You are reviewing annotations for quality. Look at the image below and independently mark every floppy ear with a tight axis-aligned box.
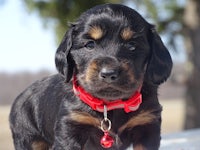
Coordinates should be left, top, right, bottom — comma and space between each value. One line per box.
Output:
146, 28, 173, 85
55, 25, 75, 82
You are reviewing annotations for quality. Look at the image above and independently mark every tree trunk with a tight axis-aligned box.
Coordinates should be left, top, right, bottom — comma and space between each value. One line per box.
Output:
184, 0, 200, 129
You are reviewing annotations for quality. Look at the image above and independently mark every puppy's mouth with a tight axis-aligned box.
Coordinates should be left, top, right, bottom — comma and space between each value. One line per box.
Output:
78, 77, 140, 101
95, 87, 134, 100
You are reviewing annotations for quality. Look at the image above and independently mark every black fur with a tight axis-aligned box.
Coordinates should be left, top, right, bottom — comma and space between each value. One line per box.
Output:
10, 4, 172, 150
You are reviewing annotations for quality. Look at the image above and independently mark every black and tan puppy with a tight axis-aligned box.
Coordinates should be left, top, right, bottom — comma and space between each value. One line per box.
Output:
9, 4, 172, 150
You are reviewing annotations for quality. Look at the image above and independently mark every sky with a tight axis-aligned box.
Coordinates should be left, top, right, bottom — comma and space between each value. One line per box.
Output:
0, 0, 56, 73
0, 0, 186, 73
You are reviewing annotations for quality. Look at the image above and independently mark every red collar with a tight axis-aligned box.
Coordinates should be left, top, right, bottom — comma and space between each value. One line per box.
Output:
73, 77, 142, 113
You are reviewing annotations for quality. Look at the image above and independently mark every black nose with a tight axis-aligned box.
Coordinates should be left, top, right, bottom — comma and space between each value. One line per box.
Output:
100, 68, 119, 83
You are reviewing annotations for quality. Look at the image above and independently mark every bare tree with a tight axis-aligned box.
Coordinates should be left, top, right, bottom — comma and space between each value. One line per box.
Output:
183, 0, 200, 129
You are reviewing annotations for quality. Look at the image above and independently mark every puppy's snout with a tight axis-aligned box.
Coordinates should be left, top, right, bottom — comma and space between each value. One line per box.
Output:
100, 67, 119, 83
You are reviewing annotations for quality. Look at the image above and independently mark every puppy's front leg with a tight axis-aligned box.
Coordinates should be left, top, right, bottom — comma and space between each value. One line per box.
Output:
53, 119, 89, 150
132, 123, 161, 150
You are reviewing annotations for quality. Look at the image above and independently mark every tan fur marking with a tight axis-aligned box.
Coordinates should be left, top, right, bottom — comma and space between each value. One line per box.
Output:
118, 110, 157, 133
134, 144, 146, 150
32, 141, 49, 150
69, 111, 100, 127
122, 62, 135, 83
127, 68, 135, 83
85, 60, 98, 83
121, 27, 134, 40
88, 26, 103, 40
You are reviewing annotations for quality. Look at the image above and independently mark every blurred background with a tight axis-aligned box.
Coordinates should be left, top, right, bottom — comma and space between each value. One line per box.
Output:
0, 0, 200, 149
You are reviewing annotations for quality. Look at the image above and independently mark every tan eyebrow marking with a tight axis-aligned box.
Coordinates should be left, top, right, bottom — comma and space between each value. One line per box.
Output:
121, 27, 134, 40
88, 26, 103, 40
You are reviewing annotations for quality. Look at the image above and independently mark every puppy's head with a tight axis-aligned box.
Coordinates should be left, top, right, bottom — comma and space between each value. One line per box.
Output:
55, 4, 172, 100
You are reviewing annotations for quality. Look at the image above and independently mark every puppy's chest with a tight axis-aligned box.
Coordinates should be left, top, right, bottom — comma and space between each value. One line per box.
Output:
69, 108, 158, 149
69, 108, 157, 133
107, 110, 131, 132
91, 111, 134, 148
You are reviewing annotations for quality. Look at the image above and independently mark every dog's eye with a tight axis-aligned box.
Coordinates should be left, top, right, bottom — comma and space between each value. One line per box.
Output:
85, 41, 95, 50
126, 42, 136, 51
